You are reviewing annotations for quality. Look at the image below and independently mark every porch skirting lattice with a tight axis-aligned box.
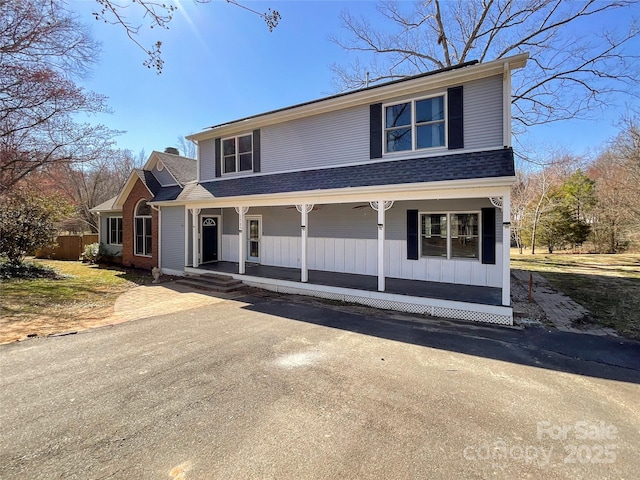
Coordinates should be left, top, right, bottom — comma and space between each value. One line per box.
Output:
184, 266, 513, 326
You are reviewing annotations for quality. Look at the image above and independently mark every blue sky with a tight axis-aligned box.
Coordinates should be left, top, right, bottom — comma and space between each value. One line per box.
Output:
72, 0, 638, 160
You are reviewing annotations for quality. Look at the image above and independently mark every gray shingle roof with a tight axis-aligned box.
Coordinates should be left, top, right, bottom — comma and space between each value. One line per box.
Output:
136, 169, 162, 196
153, 151, 197, 186
189, 148, 514, 200
152, 185, 184, 202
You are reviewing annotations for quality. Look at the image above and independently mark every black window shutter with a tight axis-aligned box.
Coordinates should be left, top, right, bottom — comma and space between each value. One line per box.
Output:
447, 86, 464, 150
214, 138, 221, 178
370, 103, 383, 159
407, 209, 419, 260
482, 207, 496, 265
252, 129, 261, 173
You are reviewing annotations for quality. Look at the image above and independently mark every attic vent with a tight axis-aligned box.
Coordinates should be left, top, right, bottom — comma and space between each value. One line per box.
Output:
164, 147, 179, 155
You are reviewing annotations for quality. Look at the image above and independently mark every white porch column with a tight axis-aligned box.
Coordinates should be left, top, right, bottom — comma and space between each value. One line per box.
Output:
377, 199, 385, 292
371, 200, 393, 292
296, 204, 313, 283
235, 207, 249, 274
502, 190, 512, 306
190, 208, 200, 268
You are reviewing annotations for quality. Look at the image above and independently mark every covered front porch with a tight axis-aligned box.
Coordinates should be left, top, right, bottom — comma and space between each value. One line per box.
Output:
185, 261, 512, 325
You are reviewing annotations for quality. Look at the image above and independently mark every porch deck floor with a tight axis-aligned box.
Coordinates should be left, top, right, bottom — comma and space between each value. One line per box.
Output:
195, 261, 503, 306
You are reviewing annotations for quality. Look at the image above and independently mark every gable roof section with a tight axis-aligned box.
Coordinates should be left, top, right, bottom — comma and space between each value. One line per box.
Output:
177, 148, 514, 202
111, 169, 157, 208
148, 151, 197, 186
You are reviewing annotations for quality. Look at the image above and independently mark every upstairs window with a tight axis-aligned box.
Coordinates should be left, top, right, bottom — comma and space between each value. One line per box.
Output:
385, 95, 445, 153
107, 217, 122, 245
222, 133, 253, 174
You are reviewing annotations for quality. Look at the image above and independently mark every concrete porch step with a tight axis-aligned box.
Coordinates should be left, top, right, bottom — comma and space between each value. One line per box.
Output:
176, 273, 244, 293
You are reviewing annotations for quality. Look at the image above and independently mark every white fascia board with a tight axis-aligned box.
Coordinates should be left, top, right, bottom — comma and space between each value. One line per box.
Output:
113, 170, 153, 208
89, 207, 123, 214
188, 53, 529, 142
142, 151, 159, 171
152, 176, 515, 209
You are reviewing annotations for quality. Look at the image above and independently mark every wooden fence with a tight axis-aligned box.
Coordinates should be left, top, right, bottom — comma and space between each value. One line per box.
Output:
36, 234, 99, 261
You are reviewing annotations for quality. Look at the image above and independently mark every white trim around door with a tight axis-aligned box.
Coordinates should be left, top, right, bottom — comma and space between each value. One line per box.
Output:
200, 215, 222, 264
246, 215, 261, 263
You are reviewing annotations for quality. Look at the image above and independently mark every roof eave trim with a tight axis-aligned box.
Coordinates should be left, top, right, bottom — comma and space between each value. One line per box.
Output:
113, 170, 154, 208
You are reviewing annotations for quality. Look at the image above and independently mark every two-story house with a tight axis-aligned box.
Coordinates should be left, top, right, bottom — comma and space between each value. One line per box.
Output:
150, 53, 528, 325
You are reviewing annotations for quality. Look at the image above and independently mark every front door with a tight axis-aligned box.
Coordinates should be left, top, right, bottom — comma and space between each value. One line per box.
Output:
201, 216, 218, 263
246, 216, 260, 263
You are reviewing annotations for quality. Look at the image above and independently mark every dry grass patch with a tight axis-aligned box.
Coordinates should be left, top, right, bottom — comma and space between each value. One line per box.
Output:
511, 251, 640, 339
0, 259, 152, 344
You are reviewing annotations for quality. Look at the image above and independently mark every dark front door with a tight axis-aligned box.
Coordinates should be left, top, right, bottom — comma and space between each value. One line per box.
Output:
202, 217, 218, 263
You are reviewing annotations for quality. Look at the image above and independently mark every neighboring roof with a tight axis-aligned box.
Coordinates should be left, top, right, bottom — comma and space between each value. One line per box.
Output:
89, 195, 120, 213
150, 151, 197, 186
187, 53, 528, 142
177, 148, 514, 202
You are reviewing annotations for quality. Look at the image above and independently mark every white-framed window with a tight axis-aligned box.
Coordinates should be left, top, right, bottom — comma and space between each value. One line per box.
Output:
421, 211, 479, 259
384, 94, 446, 153
134, 200, 152, 257
107, 217, 123, 245
222, 133, 253, 174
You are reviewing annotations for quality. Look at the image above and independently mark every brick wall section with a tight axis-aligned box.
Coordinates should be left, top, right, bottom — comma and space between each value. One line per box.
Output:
122, 178, 158, 270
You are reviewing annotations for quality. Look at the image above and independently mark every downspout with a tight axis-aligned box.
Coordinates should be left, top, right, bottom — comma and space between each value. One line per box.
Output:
95, 212, 101, 242
151, 204, 161, 270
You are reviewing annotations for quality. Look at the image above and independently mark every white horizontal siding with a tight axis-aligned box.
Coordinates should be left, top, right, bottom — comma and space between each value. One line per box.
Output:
261, 104, 370, 173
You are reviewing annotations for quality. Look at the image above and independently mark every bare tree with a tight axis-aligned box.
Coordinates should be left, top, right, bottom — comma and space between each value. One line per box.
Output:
0, 0, 118, 193
176, 136, 197, 159
522, 154, 577, 253
511, 169, 535, 253
588, 117, 640, 250
93, 0, 281, 73
331, 0, 639, 132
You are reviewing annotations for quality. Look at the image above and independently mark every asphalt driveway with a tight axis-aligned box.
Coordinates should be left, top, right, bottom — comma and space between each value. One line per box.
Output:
1, 291, 639, 479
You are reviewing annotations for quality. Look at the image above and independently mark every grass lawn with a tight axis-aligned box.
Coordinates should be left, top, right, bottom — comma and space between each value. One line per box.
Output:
511, 250, 640, 339
0, 259, 152, 344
